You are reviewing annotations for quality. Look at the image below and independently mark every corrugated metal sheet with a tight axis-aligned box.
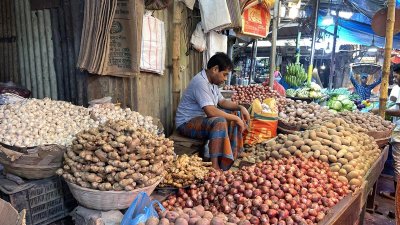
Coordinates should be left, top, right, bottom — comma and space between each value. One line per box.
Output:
1, 0, 203, 135
0, 0, 19, 84
12, 0, 57, 99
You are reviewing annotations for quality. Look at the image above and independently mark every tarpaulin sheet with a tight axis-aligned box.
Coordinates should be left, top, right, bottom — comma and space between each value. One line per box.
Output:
346, 0, 400, 18
318, 14, 400, 49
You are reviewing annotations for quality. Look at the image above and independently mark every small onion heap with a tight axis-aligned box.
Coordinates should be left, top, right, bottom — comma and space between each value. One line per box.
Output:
246, 118, 380, 190
224, 84, 286, 111
160, 154, 212, 188
56, 120, 174, 191
279, 99, 334, 129
163, 156, 350, 224
338, 111, 394, 133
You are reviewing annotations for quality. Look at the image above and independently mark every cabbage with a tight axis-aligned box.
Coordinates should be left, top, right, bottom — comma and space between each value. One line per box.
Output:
310, 82, 321, 91
331, 101, 343, 110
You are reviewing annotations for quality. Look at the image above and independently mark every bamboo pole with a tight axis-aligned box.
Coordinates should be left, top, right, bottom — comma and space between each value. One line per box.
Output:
308, 0, 320, 84
269, 0, 280, 88
172, 1, 182, 124
378, 0, 396, 118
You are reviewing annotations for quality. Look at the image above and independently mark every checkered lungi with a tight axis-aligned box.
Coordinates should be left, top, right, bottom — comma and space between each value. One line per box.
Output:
177, 116, 243, 170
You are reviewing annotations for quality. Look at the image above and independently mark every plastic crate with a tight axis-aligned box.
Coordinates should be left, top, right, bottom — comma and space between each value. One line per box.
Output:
0, 176, 76, 225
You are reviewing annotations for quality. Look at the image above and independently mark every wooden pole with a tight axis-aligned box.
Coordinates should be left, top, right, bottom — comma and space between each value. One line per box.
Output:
172, 1, 182, 125
378, 0, 396, 118
329, 8, 339, 91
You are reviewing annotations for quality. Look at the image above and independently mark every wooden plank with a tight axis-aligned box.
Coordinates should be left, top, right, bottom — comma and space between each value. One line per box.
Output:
318, 147, 389, 225
37, 10, 51, 98
50, 8, 64, 100
14, 0, 26, 87
44, 10, 57, 99
62, 0, 77, 103
30, 9, 44, 99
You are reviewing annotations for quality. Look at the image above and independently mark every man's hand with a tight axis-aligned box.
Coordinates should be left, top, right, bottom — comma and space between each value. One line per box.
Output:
239, 105, 250, 122
235, 117, 246, 133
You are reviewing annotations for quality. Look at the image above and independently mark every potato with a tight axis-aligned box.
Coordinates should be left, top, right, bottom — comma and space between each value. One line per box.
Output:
145, 217, 159, 225
294, 150, 303, 157
159, 218, 170, 225
336, 150, 347, 158
347, 170, 360, 180
288, 146, 297, 153
311, 145, 323, 151
305, 152, 314, 158
293, 140, 305, 148
203, 211, 213, 220
271, 151, 280, 159
316, 131, 331, 140
328, 155, 338, 163
300, 145, 311, 153
330, 165, 340, 172
319, 155, 328, 162
284, 141, 294, 148
338, 158, 349, 165
349, 178, 362, 186
210, 217, 225, 225
166, 211, 180, 222
193, 206, 205, 217
338, 176, 348, 184
195, 218, 211, 225
175, 218, 189, 225
342, 164, 355, 173
313, 150, 321, 158
189, 217, 201, 225
344, 153, 354, 161
339, 169, 347, 176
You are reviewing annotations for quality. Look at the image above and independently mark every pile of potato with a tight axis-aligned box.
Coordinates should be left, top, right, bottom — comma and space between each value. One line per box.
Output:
245, 118, 381, 189
56, 120, 174, 191
279, 99, 335, 129
143, 205, 242, 225
160, 154, 212, 188
338, 111, 394, 133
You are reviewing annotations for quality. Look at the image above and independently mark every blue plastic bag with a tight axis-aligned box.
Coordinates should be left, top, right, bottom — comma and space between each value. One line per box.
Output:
120, 192, 166, 225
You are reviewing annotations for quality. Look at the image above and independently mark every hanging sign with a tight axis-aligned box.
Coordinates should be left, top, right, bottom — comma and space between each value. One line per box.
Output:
241, 4, 271, 38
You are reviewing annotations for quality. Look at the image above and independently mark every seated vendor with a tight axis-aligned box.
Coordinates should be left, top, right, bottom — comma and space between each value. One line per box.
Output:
350, 66, 382, 100
175, 53, 250, 170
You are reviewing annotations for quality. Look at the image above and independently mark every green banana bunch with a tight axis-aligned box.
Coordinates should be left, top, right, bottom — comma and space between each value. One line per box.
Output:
284, 63, 307, 87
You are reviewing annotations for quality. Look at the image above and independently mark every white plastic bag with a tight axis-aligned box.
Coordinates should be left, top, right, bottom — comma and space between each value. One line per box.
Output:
140, 13, 166, 75
190, 22, 207, 52
199, 0, 231, 33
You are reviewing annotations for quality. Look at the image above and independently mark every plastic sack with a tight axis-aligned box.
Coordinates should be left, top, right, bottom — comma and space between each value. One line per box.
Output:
244, 98, 278, 145
140, 13, 166, 75
120, 192, 165, 225
190, 22, 207, 52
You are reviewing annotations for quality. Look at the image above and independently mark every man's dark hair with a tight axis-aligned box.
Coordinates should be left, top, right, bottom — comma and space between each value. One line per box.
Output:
207, 52, 234, 71
393, 64, 400, 73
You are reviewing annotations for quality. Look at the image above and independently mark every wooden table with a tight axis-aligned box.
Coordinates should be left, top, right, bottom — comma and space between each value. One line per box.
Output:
319, 146, 389, 225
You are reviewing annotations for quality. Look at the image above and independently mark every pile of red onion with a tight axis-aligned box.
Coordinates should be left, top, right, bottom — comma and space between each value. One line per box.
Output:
163, 157, 350, 225
224, 84, 287, 112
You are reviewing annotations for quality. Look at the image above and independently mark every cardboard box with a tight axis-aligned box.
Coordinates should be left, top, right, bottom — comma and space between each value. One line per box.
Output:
0, 198, 26, 225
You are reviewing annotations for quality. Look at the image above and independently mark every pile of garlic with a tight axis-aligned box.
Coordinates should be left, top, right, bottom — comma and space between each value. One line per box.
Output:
0, 99, 160, 147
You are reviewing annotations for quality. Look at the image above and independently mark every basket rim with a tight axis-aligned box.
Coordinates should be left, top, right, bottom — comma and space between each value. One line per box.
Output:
65, 177, 163, 194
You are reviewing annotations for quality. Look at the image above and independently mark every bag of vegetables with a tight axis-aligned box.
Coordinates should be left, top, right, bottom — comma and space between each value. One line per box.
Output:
244, 98, 278, 145
121, 192, 165, 225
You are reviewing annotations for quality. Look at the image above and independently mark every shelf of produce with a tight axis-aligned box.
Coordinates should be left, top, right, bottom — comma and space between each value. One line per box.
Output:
318, 146, 388, 225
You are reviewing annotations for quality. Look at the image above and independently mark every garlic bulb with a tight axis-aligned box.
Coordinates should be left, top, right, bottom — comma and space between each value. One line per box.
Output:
0, 99, 160, 147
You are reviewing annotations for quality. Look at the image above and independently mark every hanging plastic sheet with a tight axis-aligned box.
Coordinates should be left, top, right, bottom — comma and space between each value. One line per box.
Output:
199, 0, 231, 33
346, 0, 400, 18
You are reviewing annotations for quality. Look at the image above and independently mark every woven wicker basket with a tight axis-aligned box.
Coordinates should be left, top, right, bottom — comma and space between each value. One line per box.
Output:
66, 178, 162, 210
366, 128, 394, 140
